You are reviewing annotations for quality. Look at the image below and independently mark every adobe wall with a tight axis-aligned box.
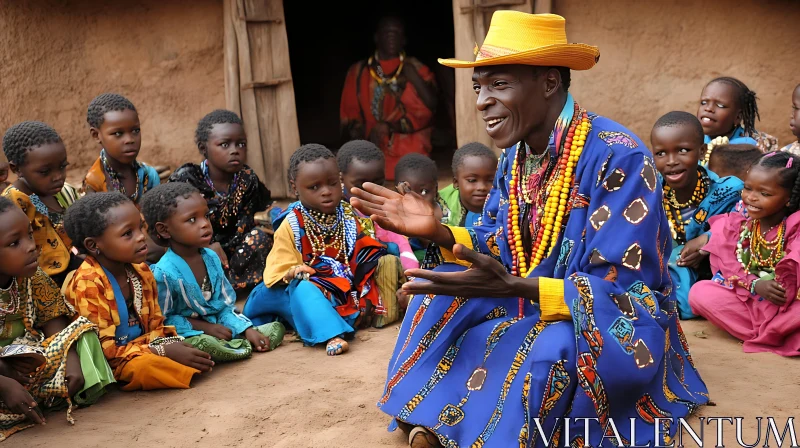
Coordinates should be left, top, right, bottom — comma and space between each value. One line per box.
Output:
0, 0, 225, 181
557, 0, 798, 147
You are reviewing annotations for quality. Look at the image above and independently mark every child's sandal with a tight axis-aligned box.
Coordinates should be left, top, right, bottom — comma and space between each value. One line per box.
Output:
325, 337, 349, 356
408, 426, 441, 448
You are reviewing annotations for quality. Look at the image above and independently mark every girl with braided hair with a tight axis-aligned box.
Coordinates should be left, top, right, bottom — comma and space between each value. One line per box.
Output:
2, 121, 81, 286
697, 76, 779, 152
690, 151, 800, 356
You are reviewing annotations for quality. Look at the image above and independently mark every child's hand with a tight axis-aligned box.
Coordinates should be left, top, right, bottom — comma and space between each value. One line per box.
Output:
205, 324, 234, 341
0, 359, 35, 385
0, 375, 45, 425
678, 234, 710, 268
164, 342, 214, 372
283, 265, 316, 283
244, 327, 270, 352
754, 279, 787, 305
396, 288, 410, 311
65, 349, 85, 397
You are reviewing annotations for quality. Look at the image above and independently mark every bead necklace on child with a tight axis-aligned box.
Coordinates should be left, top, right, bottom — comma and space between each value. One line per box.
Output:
663, 168, 709, 245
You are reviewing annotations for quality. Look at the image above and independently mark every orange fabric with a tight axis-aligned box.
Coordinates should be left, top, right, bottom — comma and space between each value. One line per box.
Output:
118, 354, 198, 391
340, 57, 435, 180
64, 257, 178, 377
2, 186, 71, 276
83, 158, 108, 193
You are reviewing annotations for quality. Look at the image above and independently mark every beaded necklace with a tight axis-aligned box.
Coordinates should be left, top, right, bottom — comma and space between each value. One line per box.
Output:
201, 160, 243, 228
507, 102, 590, 278
124, 266, 144, 327
702, 136, 729, 166
101, 149, 140, 201
299, 203, 350, 264
368, 51, 405, 86
736, 219, 786, 273
663, 168, 709, 244
0, 278, 21, 330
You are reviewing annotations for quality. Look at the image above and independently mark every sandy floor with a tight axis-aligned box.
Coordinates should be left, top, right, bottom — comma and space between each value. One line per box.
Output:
10, 318, 800, 448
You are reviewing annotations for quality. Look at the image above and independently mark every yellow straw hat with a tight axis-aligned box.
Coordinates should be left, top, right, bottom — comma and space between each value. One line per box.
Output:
439, 11, 599, 70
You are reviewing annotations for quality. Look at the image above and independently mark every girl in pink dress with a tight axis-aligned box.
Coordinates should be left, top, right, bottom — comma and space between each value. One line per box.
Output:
690, 151, 800, 356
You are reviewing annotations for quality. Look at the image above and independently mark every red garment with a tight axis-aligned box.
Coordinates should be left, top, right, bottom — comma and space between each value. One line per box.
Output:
689, 212, 800, 356
340, 56, 436, 180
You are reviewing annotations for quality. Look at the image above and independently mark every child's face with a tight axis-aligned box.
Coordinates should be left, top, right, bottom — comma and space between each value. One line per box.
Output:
156, 192, 213, 249
204, 123, 247, 174
0, 161, 9, 184
651, 125, 702, 191
0, 207, 39, 279
12, 142, 68, 196
396, 172, 438, 207
790, 86, 800, 140
454, 155, 495, 213
89, 202, 148, 264
91, 109, 142, 165
341, 158, 385, 199
292, 158, 342, 215
697, 81, 739, 138
741, 165, 790, 222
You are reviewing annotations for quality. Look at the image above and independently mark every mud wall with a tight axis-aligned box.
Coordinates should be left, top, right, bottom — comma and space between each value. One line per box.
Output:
0, 0, 225, 181
557, 0, 798, 146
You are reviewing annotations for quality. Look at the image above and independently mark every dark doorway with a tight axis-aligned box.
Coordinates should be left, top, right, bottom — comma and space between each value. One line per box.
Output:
284, 0, 457, 169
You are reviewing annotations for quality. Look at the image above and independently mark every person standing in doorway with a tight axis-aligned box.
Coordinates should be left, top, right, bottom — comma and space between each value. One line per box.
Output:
340, 16, 438, 181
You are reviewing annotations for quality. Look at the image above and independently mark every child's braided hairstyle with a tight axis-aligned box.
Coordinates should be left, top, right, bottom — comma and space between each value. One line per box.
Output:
706, 77, 760, 137
288, 144, 335, 183
753, 151, 800, 213
141, 182, 202, 246
87, 93, 137, 129
64, 192, 133, 254
2, 121, 62, 167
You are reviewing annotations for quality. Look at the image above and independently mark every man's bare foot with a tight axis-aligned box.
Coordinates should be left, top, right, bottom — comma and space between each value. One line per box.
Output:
326, 337, 349, 356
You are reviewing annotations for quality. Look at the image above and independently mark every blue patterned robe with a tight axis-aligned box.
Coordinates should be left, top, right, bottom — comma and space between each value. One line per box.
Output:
378, 98, 708, 447
666, 167, 742, 319
152, 248, 253, 338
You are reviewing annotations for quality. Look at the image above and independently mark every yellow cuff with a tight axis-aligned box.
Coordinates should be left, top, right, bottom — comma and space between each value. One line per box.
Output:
440, 225, 474, 267
539, 278, 571, 321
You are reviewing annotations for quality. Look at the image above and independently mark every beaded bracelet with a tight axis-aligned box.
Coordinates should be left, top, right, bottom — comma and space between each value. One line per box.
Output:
749, 278, 760, 296
149, 344, 166, 357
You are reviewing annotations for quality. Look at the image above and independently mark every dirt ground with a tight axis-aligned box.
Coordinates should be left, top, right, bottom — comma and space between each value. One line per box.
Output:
9, 317, 800, 448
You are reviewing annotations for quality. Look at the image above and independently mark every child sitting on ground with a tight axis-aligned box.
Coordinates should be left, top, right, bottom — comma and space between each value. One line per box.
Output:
63, 192, 214, 390
697, 77, 778, 152
782, 83, 800, 155
338, 139, 415, 327
438, 142, 497, 228
690, 151, 800, 356
2, 121, 81, 286
707, 144, 762, 181
244, 144, 386, 356
83, 93, 160, 199
169, 110, 273, 292
142, 183, 284, 362
0, 197, 113, 441
651, 111, 743, 319
393, 153, 443, 262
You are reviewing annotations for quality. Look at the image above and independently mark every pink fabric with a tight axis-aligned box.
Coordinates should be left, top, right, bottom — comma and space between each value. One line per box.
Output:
690, 211, 800, 356
375, 224, 419, 271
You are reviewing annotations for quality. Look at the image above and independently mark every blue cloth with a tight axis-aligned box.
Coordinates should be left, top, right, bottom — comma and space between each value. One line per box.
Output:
244, 280, 356, 345
152, 248, 253, 338
703, 126, 757, 146
666, 167, 743, 319
101, 266, 143, 346
378, 97, 708, 446
464, 211, 481, 228
141, 163, 160, 190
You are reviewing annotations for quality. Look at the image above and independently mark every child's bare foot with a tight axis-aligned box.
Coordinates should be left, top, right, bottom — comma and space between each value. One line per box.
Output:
325, 337, 349, 356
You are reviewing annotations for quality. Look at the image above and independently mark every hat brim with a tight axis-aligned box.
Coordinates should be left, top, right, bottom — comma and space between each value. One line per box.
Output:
438, 43, 599, 71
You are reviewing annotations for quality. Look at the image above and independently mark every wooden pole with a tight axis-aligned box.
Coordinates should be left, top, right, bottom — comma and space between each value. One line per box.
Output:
223, 0, 241, 117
